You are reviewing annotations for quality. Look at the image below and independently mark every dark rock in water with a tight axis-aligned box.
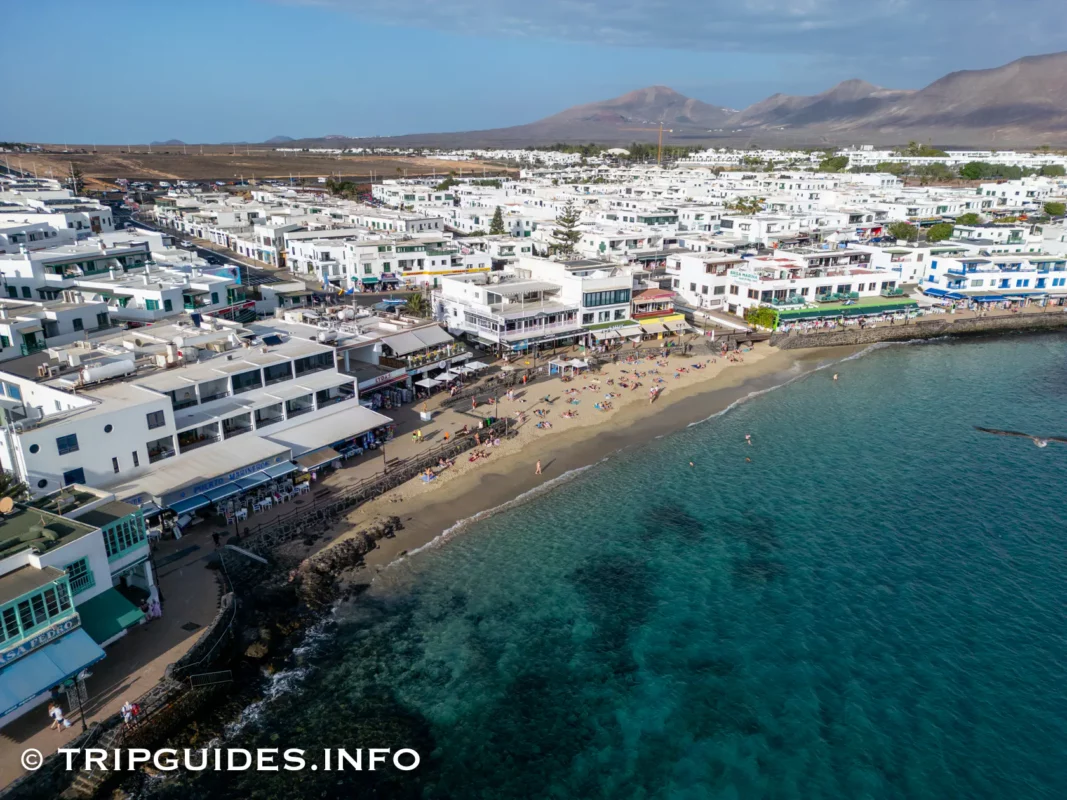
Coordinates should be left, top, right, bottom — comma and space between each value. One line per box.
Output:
642, 504, 707, 542
293, 516, 403, 607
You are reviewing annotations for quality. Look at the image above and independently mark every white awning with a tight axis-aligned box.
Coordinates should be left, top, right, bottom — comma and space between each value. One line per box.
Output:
591, 329, 619, 340
615, 325, 644, 338
415, 378, 440, 388
641, 323, 668, 334
665, 320, 692, 332
263, 403, 393, 455
464, 359, 489, 371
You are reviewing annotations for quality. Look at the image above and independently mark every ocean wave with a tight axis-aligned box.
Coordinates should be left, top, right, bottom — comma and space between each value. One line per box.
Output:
385, 459, 612, 568
223, 665, 312, 739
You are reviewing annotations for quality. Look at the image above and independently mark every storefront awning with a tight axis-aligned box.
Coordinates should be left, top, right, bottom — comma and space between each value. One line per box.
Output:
615, 325, 644, 338
236, 473, 270, 491
296, 447, 341, 470
204, 484, 242, 502
0, 629, 106, 719
260, 462, 298, 480
415, 378, 441, 388
169, 495, 210, 514
76, 588, 146, 645
641, 323, 668, 334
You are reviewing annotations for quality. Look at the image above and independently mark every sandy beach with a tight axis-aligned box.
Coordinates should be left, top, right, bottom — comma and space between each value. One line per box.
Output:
301, 341, 863, 577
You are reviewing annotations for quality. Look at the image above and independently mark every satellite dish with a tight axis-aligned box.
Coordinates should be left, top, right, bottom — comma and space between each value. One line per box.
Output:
0, 497, 14, 514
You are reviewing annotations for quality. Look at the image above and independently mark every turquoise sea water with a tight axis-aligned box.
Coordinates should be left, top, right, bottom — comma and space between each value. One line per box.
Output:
161, 335, 1067, 799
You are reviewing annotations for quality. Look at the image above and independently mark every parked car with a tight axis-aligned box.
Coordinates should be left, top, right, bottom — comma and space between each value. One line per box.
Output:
180, 240, 194, 248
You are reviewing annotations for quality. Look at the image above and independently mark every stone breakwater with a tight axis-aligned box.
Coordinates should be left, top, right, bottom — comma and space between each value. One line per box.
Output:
770, 311, 1067, 349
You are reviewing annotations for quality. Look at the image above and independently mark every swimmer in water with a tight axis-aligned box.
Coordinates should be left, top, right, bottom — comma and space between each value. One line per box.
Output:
745, 457, 751, 463
745, 434, 752, 445
689, 461, 695, 468
833, 373, 838, 381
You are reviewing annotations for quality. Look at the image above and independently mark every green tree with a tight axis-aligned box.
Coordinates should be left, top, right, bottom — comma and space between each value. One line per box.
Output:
403, 292, 428, 316
744, 306, 779, 331
0, 470, 28, 502
926, 222, 955, 242
818, 155, 850, 172
1044, 201, 1066, 218
68, 163, 85, 194
435, 176, 459, 191
550, 200, 583, 257
888, 221, 917, 241
895, 142, 948, 158
955, 212, 982, 225
1039, 165, 1066, 177
725, 196, 763, 215
489, 206, 506, 235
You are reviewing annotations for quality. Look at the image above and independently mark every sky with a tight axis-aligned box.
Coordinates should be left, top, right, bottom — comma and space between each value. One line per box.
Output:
3, 0, 1065, 143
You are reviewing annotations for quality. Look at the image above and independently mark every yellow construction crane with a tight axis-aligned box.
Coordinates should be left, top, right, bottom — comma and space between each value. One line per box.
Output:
619, 123, 674, 165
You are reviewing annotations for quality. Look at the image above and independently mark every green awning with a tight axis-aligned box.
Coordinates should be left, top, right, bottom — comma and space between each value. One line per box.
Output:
77, 587, 146, 645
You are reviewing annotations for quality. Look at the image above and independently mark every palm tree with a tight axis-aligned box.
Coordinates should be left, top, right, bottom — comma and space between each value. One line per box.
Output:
0, 470, 28, 502
404, 292, 428, 316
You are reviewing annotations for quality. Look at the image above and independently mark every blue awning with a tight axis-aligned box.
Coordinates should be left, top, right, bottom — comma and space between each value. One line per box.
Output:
260, 462, 298, 480
0, 628, 106, 719
923, 288, 965, 300
235, 473, 270, 490
169, 495, 210, 514
204, 484, 241, 502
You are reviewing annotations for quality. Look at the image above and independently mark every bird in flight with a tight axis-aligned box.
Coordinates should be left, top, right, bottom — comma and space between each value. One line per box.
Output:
974, 427, 1067, 448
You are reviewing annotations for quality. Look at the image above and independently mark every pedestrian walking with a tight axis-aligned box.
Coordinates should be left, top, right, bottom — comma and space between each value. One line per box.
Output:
535, 460, 542, 475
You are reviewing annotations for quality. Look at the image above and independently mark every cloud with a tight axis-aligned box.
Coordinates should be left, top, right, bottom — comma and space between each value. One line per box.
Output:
274, 0, 1067, 64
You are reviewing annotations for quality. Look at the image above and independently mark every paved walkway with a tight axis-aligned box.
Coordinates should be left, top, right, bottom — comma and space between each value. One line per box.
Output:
0, 538, 221, 789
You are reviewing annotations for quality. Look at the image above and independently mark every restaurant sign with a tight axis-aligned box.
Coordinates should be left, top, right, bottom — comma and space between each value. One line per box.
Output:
1, 616, 79, 666
357, 367, 408, 391
189, 457, 279, 496
727, 268, 760, 285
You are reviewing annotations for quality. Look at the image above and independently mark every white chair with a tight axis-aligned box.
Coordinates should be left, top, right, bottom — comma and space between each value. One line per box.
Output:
261, 497, 273, 510
235, 508, 248, 522
251, 502, 263, 514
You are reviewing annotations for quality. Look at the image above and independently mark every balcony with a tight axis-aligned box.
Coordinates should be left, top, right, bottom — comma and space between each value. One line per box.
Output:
146, 435, 176, 464
177, 423, 221, 454
20, 340, 47, 356
223, 413, 253, 440
285, 395, 313, 419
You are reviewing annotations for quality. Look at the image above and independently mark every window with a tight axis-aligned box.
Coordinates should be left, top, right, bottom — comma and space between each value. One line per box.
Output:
21, 287, 31, 299
63, 467, 85, 486
232, 369, 264, 394
56, 434, 79, 455
714, 286, 726, 296
614, 309, 626, 320
104, 424, 113, 433
64, 557, 94, 595
146, 410, 166, 429
211, 292, 219, 304
728, 285, 739, 296
132, 450, 139, 467
689, 283, 697, 292
103, 514, 147, 560
112, 457, 120, 473
6, 286, 15, 299
145, 299, 159, 311
163, 299, 173, 312
582, 289, 631, 308
72, 319, 84, 331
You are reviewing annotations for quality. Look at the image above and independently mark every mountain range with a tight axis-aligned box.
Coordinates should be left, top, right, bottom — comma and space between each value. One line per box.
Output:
282, 51, 1067, 149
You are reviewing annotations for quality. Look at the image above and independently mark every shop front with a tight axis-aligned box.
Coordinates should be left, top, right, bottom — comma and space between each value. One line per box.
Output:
357, 367, 412, 412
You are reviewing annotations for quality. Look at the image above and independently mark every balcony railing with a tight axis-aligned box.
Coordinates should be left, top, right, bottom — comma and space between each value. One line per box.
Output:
20, 340, 46, 356
177, 435, 220, 453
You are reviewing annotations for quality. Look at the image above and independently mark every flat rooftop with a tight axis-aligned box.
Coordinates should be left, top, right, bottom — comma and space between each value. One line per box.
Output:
0, 505, 99, 561
0, 565, 66, 607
